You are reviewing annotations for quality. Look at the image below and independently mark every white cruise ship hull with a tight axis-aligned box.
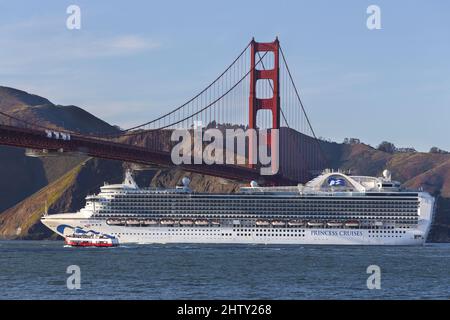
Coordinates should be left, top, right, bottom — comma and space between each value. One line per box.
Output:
41, 218, 430, 246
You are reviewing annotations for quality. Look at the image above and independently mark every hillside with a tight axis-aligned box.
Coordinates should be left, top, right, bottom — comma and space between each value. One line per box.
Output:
320, 142, 450, 197
0, 86, 118, 134
0, 161, 86, 239
0, 86, 119, 212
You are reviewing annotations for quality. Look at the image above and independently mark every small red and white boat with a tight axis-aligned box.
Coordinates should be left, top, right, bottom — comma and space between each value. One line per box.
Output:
64, 234, 119, 247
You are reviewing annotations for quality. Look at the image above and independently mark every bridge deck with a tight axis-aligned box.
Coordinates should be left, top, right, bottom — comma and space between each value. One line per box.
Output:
0, 124, 294, 185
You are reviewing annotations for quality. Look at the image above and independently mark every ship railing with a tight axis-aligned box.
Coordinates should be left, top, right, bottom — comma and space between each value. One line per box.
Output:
299, 191, 367, 197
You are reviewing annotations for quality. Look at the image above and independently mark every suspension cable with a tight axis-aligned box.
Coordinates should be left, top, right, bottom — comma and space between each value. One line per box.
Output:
110, 41, 253, 134
116, 51, 269, 137
279, 45, 329, 166
279, 46, 318, 139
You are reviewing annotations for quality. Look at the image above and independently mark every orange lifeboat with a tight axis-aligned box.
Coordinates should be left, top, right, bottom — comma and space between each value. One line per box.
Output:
194, 219, 209, 226
307, 221, 324, 228
143, 219, 158, 226
126, 219, 141, 226
344, 220, 360, 228
179, 219, 194, 226
256, 220, 270, 227
326, 221, 343, 228
271, 220, 286, 227
160, 219, 175, 225
288, 220, 304, 227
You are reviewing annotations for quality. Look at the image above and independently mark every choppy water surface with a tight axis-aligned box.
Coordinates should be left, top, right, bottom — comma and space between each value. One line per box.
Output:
0, 241, 449, 299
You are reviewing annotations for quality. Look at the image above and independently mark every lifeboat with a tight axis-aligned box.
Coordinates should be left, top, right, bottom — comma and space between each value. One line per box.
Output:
307, 221, 324, 228
210, 220, 221, 226
194, 219, 209, 226
179, 219, 194, 226
160, 219, 175, 225
256, 220, 270, 226
271, 220, 286, 227
345, 220, 360, 228
327, 221, 342, 228
288, 220, 304, 227
106, 219, 123, 226
143, 219, 158, 226
126, 219, 141, 226
374, 221, 383, 227
65, 234, 119, 247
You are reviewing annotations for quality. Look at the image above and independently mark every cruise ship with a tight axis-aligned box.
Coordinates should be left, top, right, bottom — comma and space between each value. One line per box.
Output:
41, 169, 435, 245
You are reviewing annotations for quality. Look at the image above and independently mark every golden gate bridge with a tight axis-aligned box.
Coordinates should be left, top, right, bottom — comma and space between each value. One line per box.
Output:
0, 38, 327, 185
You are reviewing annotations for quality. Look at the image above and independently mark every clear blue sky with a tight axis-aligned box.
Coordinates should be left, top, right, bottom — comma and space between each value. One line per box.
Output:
1, 0, 449, 151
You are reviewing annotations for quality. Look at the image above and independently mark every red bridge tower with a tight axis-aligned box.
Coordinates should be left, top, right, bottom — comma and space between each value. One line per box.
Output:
248, 37, 280, 168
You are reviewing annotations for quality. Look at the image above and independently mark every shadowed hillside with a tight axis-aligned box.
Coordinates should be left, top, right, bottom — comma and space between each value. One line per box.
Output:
0, 86, 119, 212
